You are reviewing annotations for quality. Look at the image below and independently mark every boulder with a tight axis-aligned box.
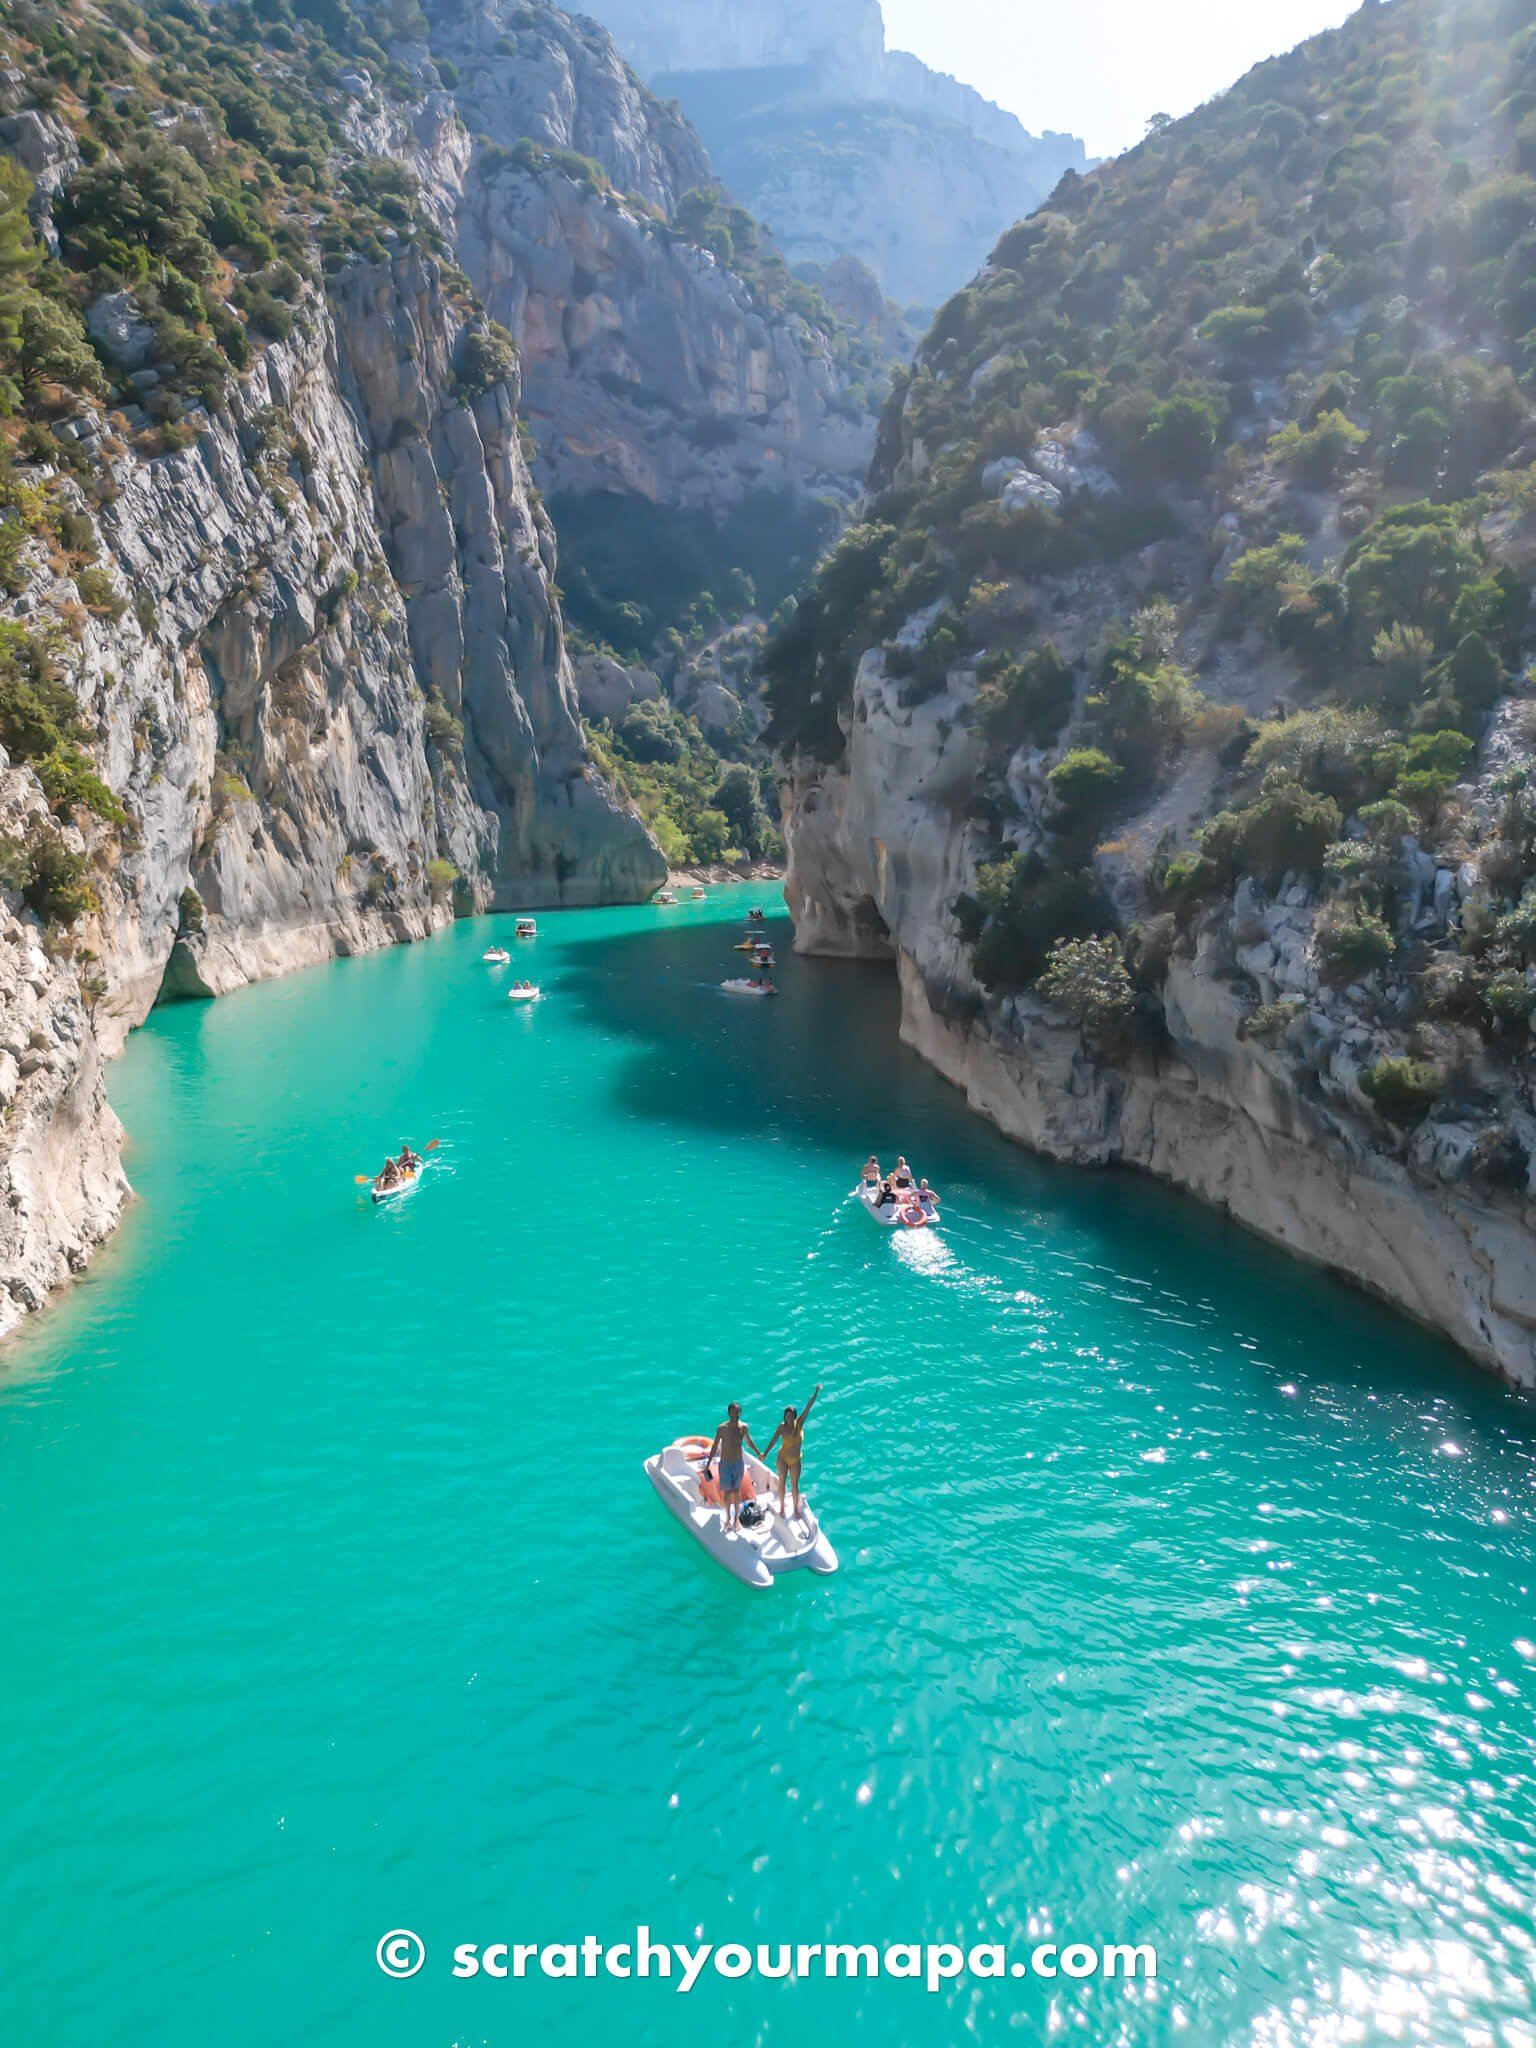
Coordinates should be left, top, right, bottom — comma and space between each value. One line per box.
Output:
87, 291, 156, 372
692, 681, 743, 736
571, 652, 658, 724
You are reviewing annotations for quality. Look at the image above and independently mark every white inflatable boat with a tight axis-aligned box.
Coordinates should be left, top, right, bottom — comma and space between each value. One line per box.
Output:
507, 984, 541, 1003
856, 1182, 936, 1229
644, 1438, 838, 1588
722, 978, 776, 996
482, 946, 510, 964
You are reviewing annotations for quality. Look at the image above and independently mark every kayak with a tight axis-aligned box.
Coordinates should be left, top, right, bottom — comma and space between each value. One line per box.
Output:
644, 1438, 838, 1589
372, 1165, 421, 1204
856, 1182, 935, 1229
507, 985, 541, 1002
721, 979, 776, 996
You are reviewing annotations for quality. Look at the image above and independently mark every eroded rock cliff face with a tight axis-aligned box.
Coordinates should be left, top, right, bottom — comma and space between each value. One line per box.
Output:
13, 0, 881, 1333
772, 0, 1536, 1384
579, 0, 1086, 307
784, 693, 1536, 1384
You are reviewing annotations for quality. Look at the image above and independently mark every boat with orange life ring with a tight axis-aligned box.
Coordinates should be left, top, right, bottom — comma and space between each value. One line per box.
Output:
644, 1435, 836, 1588
855, 1179, 938, 1229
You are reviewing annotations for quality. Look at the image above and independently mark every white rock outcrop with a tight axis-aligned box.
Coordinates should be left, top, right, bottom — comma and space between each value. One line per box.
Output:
782, 660, 1536, 1385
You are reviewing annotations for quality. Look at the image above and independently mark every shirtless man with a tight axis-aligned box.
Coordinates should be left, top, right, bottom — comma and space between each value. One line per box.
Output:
703, 1402, 763, 1534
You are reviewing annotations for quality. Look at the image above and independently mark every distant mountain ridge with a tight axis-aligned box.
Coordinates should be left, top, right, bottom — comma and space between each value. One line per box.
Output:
565, 0, 1087, 306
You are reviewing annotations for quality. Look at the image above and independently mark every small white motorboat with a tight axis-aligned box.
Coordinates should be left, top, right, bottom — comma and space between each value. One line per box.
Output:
645, 1438, 838, 1588
656, 889, 677, 905
515, 917, 538, 939
721, 978, 776, 996
507, 984, 541, 1003
856, 1182, 935, 1229
483, 946, 510, 964
691, 887, 706, 900
372, 1165, 422, 1205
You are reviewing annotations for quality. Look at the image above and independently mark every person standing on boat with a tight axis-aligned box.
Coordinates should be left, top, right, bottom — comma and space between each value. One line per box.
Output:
764, 1385, 821, 1524
704, 1403, 763, 1535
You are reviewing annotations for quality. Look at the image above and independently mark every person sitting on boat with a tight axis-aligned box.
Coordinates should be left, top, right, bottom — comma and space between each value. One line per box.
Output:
892, 1156, 914, 1189
917, 1177, 937, 1209
703, 1403, 764, 1535
398, 1143, 421, 1174
377, 1157, 400, 1189
876, 1175, 898, 1209
860, 1156, 881, 1188
764, 1383, 821, 1524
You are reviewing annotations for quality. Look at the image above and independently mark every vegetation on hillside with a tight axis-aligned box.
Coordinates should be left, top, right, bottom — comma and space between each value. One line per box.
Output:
764, 0, 1536, 1113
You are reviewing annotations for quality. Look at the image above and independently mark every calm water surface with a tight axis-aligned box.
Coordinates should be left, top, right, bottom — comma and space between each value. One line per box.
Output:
3, 886, 1534, 2046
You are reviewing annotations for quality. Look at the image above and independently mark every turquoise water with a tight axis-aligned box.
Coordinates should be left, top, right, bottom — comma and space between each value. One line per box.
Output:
3, 885, 1535, 2047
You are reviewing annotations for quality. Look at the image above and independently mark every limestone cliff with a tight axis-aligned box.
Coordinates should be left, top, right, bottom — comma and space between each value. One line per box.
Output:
579, 0, 1086, 307
782, 678, 1536, 1386
774, 0, 1536, 1384
3, 0, 874, 1334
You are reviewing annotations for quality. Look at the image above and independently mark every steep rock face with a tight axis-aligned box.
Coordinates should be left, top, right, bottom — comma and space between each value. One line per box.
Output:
419, 4, 872, 516
0, 759, 129, 1328
576, 0, 886, 81
454, 161, 868, 508
783, 675, 1536, 1385
773, 0, 1536, 1382
0, 3, 696, 1336
580, 0, 1087, 305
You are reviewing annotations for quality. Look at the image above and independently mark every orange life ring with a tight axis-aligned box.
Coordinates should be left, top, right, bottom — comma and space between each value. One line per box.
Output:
901, 1205, 927, 1227
670, 1435, 713, 1456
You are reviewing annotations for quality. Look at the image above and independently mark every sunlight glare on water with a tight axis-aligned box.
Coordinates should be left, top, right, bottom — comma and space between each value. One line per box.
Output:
1, 886, 1534, 2047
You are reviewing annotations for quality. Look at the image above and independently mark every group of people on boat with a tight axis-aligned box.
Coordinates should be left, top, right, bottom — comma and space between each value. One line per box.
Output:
860, 1155, 938, 1214
733, 909, 776, 992
702, 1385, 821, 1532
374, 1142, 422, 1192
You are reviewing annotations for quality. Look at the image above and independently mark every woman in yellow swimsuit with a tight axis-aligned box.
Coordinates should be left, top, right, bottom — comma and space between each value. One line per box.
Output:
764, 1383, 821, 1523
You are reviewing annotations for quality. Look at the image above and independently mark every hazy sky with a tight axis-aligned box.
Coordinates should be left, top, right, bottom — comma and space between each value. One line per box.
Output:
881, 0, 1361, 159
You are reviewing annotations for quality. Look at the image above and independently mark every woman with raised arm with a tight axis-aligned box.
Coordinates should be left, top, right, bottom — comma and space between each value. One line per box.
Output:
764, 1384, 822, 1525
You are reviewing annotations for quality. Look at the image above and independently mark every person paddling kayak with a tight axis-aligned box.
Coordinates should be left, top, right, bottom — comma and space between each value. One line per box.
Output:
397, 1142, 421, 1173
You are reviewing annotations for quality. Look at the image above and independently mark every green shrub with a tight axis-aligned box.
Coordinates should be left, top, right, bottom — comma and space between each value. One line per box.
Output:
1202, 776, 1343, 888
20, 825, 95, 927
1241, 999, 1305, 1042
177, 885, 205, 934
423, 688, 463, 750
1360, 1055, 1442, 1123
970, 855, 1114, 991
1268, 408, 1369, 483
1047, 746, 1122, 826
76, 566, 126, 619
1034, 934, 1136, 1035
456, 322, 518, 399
1160, 849, 1224, 903
1317, 903, 1395, 978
